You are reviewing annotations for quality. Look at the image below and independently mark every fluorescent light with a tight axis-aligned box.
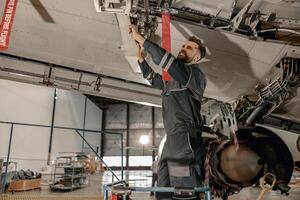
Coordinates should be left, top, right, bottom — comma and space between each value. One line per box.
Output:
139, 135, 149, 145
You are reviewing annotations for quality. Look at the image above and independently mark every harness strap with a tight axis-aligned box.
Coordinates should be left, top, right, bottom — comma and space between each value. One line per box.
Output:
162, 11, 172, 81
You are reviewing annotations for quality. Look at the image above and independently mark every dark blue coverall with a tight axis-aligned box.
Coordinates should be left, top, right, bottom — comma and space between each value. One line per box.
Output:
139, 40, 207, 199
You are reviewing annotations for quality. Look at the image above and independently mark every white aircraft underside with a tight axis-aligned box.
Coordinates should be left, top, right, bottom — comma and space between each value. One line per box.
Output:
1, 0, 299, 124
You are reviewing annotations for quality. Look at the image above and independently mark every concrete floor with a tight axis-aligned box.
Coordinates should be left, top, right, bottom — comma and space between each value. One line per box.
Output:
0, 170, 299, 200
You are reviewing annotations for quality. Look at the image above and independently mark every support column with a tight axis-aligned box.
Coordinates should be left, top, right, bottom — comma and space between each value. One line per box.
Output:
126, 104, 130, 170
121, 133, 124, 179
1, 124, 14, 193
152, 107, 156, 161
47, 88, 57, 165
100, 109, 106, 158
82, 97, 87, 152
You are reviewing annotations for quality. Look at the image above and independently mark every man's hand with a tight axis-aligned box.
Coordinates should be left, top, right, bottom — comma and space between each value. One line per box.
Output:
129, 24, 145, 47
128, 24, 139, 40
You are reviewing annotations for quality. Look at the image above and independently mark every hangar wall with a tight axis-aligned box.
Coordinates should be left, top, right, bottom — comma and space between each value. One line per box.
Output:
0, 79, 102, 171
103, 103, 165, 167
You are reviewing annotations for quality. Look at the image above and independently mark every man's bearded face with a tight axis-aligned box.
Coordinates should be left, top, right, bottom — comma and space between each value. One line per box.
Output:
177, 41, 200, 63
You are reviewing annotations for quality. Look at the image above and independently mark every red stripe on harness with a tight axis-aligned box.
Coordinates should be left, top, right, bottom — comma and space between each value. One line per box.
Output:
0, 0, 18, 51
161, 12, 172, 81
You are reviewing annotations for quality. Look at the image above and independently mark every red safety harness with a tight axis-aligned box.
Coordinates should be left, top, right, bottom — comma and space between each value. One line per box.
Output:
0, 0, 18, 51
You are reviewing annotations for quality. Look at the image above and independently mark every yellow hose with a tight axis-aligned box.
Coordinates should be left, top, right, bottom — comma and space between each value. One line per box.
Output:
256, 173, 276, 200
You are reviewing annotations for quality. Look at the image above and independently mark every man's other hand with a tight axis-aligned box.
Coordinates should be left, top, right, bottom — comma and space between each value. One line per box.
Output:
129, 24, 145, 47
128, 24, 138, 37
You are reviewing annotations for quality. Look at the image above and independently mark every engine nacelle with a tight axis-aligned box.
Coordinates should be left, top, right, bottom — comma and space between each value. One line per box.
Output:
208, 126, 294, 199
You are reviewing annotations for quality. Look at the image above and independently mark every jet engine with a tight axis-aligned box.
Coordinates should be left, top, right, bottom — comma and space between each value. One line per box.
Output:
206, 126, 294, 199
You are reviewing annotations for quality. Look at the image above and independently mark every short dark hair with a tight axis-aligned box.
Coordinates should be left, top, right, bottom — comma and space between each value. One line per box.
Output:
189, 36, 206, 59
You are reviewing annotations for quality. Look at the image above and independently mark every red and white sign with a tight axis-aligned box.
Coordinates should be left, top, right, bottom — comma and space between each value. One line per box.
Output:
0, 0, 18, 51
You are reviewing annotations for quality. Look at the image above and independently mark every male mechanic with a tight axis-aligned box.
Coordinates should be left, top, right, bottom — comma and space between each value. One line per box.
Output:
129, 25, 207, 199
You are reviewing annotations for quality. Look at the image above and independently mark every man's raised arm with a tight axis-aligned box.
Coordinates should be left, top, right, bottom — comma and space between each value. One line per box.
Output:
138, 59, 163, 89
129, 24, 190, 85
135, 39, 163, 90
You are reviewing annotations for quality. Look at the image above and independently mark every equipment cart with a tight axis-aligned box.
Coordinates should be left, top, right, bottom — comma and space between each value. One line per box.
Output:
50, 153, 89, 191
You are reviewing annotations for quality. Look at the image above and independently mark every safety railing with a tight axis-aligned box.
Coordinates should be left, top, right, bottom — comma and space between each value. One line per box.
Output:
0, 120, 124, 193
103, 181, 212, 200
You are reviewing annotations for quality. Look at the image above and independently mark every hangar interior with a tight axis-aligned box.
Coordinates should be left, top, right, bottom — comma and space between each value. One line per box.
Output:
1, 76, 298, 200
0, 78, 166, 198
0, 0, 300, 200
